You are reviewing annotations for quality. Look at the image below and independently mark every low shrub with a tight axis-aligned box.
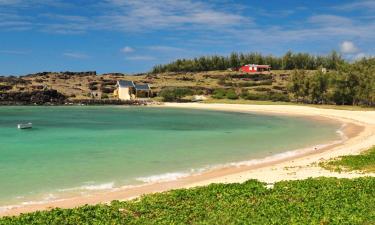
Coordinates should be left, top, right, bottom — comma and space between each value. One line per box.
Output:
238, 80, 273, 87
226, 89, 238, 99
101, 87, 115, 94
242, 92, 289, 102
159, 87, 193, 102
212, 89, 239, 100
212, 89, 226, 99
252, 87, 271, 92
89, 86, 98, 91
272, 85, 286, 91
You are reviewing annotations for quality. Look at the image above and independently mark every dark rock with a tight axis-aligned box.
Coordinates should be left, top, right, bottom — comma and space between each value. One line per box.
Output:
0, 89, 66, 105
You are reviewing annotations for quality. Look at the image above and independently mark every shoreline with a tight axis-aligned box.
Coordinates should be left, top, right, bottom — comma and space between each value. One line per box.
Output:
1, 103, 374, 217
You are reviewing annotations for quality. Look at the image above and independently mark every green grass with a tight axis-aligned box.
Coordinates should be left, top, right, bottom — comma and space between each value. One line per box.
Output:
1, 177, 375, 225
202, 99, 375, 111
320, 146, 375, 173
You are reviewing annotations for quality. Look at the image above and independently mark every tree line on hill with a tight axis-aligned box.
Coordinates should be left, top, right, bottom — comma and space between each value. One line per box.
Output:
151, 51, 345, 73
288, 58, 375, 106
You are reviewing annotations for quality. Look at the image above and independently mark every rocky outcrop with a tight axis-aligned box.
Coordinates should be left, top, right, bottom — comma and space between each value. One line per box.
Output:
0, 76, 30, 85
0, 89, 67, 105
0, 85, 12, 91
68, 99, 155, 105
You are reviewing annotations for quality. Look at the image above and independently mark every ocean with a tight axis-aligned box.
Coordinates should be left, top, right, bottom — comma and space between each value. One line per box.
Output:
0, 106, 341, 208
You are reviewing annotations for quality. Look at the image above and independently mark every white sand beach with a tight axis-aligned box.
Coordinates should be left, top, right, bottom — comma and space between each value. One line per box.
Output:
165, 103, 375, 186
1, 103, 374, 217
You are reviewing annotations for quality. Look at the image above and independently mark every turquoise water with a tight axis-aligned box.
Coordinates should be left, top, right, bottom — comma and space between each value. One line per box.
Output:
0, 106, 340, 207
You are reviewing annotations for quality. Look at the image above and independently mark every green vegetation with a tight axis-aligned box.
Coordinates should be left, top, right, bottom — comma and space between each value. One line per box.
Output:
241, 91, 289, 102
225, 89, 238, 100
158, 87, 193, 102
320, 146, 375, 173
212, 88, 288, 102
288, 58, 375, 106
212, 89, 238, 100
152, 51, 344, 73
1, 177, 374, 224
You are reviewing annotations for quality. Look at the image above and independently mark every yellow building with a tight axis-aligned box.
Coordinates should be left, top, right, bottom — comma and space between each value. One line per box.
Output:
115, 80, 136, 100
114, 80, 151, 100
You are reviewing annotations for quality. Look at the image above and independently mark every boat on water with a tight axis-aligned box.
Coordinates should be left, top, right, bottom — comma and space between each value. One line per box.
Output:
17, 123, 32, 129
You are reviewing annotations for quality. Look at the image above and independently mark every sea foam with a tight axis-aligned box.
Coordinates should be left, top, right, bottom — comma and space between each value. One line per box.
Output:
136, 172, 190, 183
80, 182, 115, 191
58, 182, 115, 192
0, 194, 60, 213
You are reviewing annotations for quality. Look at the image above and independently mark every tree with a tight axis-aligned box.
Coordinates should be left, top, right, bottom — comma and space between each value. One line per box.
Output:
288, 70, 309, 102
229, 52, 240, 68
326, 50, 345, 70
282, 51, 294, 70
309, 70, 329, 104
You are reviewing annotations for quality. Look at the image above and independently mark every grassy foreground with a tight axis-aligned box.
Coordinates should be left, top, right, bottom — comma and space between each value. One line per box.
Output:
320, 146, 375, 173
1, 177, 374, 225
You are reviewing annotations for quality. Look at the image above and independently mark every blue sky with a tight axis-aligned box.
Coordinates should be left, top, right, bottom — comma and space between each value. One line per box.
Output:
0, 0, 374, 75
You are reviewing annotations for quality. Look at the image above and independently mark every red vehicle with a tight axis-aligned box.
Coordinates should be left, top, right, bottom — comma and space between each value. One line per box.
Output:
238, 64, 271, 73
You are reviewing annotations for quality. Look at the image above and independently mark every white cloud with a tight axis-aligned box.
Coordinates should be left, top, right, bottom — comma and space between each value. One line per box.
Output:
148, 46, 185, 52
125, 56, 155, 61
0, 1, 374, 59
340, 41, 359, 54
41, 23, 89, 34
94, 0, 250, 32
63, 52, 89, 59
227, 13, 375, 48
308, 15, 353, 26
334, 0, 375, 12
0, 12, 33, 30
41, 13, 89, 23
121, 46, 134, 53
0, 0, 250, 34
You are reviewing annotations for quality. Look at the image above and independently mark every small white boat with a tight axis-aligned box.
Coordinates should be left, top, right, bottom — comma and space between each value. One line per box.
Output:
17, 123, 32, 129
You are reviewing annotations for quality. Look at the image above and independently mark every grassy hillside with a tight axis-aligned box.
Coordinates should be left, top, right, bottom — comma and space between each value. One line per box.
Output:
153, 56, 375, 106
1, 177, 374, 224
0, 70, 294, 101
